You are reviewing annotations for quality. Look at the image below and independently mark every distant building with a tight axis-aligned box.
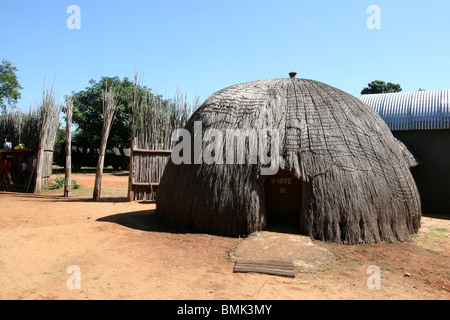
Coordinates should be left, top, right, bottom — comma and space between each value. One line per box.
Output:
361, 89, 450, 214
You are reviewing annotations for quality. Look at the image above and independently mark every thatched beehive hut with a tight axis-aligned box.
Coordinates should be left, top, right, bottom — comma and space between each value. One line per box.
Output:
156, 75, 421, 244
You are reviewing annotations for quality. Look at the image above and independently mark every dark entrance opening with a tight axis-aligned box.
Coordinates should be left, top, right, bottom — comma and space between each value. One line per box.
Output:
264, 169, 305, 233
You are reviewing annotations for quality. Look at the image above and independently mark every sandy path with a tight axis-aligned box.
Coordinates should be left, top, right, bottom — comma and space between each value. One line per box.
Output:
0, 173, 448, 300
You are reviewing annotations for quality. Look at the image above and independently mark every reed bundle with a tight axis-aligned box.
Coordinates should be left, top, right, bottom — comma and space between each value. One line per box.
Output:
93, 85, 117, 200
34, 87, 60, 193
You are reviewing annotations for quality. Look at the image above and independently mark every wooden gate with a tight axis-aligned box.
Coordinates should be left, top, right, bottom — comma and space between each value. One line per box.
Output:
127, 146, 171, 201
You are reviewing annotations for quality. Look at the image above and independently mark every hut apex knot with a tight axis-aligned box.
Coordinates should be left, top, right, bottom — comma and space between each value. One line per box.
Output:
289, 72, 297, 78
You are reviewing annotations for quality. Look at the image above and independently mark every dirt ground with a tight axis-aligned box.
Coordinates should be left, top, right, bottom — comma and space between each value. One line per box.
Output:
0, 172, 449, 300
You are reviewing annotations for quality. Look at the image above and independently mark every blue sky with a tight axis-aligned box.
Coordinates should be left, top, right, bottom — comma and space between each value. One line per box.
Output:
1, 0, 449, 109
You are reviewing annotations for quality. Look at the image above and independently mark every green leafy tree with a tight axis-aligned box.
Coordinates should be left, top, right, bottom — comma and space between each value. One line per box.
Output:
71, 76, 135, 150
0, 60, 23, 111
71, 76, 195, 164
361, 80, 402, 95
71, 76, 168, 161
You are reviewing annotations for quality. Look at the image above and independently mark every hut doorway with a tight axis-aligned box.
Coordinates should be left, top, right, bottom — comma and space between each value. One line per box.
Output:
264, 169, 305, 233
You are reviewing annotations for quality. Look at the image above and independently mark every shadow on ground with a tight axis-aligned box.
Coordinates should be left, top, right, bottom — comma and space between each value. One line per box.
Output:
96, 209, 182, 234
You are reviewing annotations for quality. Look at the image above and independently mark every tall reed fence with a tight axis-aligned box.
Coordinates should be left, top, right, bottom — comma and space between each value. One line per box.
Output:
0, 108, 40, 149
128, 84, 195, 201
0, 88, 60, 193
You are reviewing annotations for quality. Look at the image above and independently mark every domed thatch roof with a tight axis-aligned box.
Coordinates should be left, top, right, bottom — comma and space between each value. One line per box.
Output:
156, 77, 421, 244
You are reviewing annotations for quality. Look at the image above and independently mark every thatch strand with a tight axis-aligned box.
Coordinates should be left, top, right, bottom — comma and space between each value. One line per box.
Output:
156, 78, 421, 244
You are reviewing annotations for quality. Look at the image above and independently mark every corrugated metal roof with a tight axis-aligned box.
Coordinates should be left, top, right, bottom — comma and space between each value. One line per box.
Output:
360, 89, 450, 130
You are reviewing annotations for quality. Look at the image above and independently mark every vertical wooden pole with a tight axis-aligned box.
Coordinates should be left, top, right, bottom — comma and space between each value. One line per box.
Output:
127, 137, 135, 201
93, 147, 105, 200
64, 97, 73, 197
128, 73, 139, 202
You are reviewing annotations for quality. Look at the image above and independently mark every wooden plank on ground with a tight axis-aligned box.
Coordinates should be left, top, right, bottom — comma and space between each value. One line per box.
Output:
233, 260, 295, 278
